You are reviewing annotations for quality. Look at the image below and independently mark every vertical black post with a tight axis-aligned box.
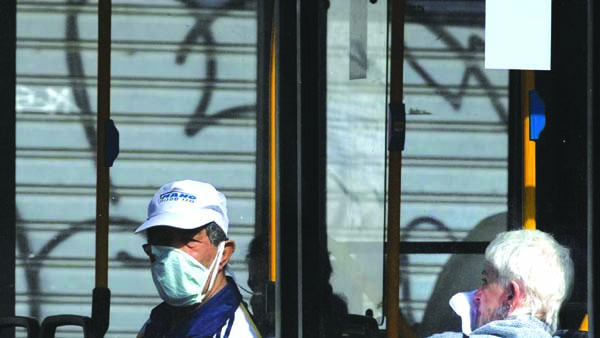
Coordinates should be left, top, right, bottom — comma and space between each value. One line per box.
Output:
255, 0, 275, 237
590, 0, 598, 334
299, 0, 328, 337
277, 0, 300, 337
277, 0, 329, 336
0, 0, 17, 334
507, 70, 523, 229
536, 0, 588, 309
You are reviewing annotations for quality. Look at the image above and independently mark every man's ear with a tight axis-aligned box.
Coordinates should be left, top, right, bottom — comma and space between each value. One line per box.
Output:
219, 240, 236, 270
507, 280, 524, 312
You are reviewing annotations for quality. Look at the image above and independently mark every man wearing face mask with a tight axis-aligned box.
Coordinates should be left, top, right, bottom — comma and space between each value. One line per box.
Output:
428, 229, 574, 338
135, 179, 261, 338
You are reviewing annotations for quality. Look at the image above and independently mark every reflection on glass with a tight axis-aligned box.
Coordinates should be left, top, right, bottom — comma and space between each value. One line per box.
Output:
326, 0, 388, 322
401, 1, 508, 330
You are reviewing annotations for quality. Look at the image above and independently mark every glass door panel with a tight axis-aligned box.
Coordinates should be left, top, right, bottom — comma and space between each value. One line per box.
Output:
401, 1, 509, 333
326, 0, 388, 321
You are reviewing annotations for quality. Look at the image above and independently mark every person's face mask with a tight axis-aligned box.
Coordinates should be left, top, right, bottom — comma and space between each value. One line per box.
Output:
149, 242, 225, 306
449, 290, 478, 335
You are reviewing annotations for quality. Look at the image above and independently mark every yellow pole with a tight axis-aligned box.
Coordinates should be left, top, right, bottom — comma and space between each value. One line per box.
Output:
387, 1, 416, 338
522, 70, 536, 230
269, 13, 277, 283
579, 314, 589, 331
386, 152, 407, 338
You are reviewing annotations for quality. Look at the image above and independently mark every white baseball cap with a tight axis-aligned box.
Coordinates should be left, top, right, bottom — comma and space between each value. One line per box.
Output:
135, 180, 229, 235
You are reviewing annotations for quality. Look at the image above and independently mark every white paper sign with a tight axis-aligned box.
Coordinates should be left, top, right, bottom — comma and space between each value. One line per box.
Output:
485, 0, 552, 70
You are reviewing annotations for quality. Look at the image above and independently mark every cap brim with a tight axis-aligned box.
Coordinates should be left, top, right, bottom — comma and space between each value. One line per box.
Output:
134, 209, 226, 233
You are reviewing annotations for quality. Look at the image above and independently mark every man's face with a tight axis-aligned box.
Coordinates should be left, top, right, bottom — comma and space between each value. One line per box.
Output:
147, 227, 218, 268
175, 228, 218, 268
473, 263, 511, 328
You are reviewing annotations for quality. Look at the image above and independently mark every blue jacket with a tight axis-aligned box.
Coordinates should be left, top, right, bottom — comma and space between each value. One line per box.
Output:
140, 277, 260, 338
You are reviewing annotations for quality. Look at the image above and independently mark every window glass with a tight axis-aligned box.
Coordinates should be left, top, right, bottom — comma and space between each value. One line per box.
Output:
325, 0, 508, 332
401, 1, 508, 330
16, 1, 259, 336
326, 0, 388, 321
16, 0, 100, 320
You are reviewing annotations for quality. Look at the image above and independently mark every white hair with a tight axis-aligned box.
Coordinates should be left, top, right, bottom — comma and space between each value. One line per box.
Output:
484, 229, 574, 333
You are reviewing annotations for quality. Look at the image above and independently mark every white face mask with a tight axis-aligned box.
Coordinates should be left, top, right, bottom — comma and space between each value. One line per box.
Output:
449, 290, 478, 335
149, 242, 225, 306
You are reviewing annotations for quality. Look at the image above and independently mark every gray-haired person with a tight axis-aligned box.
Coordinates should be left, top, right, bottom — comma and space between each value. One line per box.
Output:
429, 229, 574, 338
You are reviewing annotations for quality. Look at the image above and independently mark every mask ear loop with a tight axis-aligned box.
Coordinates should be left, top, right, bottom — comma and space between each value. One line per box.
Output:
201, 241, 226, 300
